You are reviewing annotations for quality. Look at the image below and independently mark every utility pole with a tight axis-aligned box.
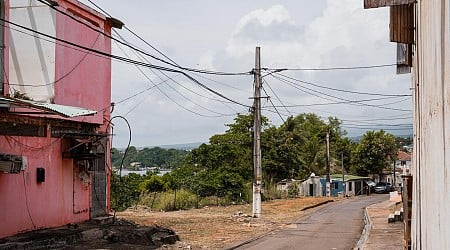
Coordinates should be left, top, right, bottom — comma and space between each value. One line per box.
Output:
393, 158, 396, 189
252, 47, 262, 218
341, 151, 345, 197
326, 131, 331, 197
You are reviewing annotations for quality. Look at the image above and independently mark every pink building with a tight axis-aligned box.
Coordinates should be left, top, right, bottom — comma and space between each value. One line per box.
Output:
0, 0, 122, 238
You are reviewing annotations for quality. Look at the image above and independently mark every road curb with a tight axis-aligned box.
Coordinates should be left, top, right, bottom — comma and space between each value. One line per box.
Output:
300, 199, 334, 211
355, 207, 372, 250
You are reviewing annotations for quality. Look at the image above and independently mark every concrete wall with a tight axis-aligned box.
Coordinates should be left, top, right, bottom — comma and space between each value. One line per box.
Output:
0, 0, 112, 238
299, 177, 322, 196
54, 0, 112, 125
412, 0, 450, 249
0, 136, 91, 238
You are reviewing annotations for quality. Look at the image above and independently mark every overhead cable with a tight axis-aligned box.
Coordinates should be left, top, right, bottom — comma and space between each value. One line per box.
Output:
263, 63, 397, 72
261, 86, 285, 123
272, 72, 411, 97
37, 0, 251, 76
1, 18, 250, 109
271, 74, 411, 112
112, 39, 235, 117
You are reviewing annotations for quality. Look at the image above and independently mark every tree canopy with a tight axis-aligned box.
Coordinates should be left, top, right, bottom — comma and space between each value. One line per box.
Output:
351, 130, 399, 176
111, 146, 189, 170
111, 113, 405, 210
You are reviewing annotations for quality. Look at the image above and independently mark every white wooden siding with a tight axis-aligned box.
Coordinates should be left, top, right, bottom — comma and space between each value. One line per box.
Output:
412, 0, 450, 249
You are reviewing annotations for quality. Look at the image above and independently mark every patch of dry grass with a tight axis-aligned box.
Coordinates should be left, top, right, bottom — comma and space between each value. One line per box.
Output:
118, 197, 334, 249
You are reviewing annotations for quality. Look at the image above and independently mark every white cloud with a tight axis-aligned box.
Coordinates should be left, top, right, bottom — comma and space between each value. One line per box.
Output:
226, 5, 305, 58
80, 0, 412, 146
221, 0, 411, 137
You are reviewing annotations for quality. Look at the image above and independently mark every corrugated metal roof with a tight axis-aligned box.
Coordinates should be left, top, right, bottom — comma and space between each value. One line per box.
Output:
329, 174, 370, 181
0, 96, 97, 118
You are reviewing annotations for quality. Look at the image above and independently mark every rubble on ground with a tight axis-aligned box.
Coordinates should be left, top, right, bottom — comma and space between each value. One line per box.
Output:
0, 218, 179, 249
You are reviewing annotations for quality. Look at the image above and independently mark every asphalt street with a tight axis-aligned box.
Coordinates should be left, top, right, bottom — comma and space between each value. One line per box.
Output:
234, 194, 388, 250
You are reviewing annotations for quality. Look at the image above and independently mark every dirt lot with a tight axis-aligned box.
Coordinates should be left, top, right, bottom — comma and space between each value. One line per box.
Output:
118, 197, 335, 249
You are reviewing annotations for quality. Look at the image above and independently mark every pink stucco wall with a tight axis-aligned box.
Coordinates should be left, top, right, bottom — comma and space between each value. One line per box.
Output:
54, 0, 112, 125
0, 136, 91, 238
0, 0, 112, 238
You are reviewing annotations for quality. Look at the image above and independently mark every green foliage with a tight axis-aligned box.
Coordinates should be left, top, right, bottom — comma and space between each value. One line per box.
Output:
151, 189, 198, 211
139, 175, 164, 193
111, 113, 401, 212
111, 146, 189, 169
287, 183, 299, 198
262, 182, 285, 201
351, 130, 399, 176
262, 113, 348, 182
111, 172, 145, 211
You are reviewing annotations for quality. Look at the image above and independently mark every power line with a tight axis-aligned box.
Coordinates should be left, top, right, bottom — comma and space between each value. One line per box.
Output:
342, 122, 413, 127
94, 3, 249, 113
342, 125, 413, 131
7, 32, 101, 87
112, 35, 240, 117
192, 72, 250, 93
37, 0, 251, 76
84, 0, 180, 67
271, 74, 411, 112
113, 75, 179, 105
268, 96, 408, 108
261, 86, 285, 123
114, 30, 239, 108
340, 116, 412, 122
272, 72, 411, 97
4, 21, 242, 115
262, 78, 292, 116
1, 17, 250, 108
263, 63, 397, 72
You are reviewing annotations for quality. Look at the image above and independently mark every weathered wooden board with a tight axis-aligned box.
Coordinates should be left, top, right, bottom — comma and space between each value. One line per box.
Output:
396, 43, 411, 74
390, 4, 414, 44
364, 0, 415, 9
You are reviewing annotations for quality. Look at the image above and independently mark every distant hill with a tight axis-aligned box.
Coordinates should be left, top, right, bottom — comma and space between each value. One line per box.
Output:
348, 133, 413, 142
137, 142, 204, 151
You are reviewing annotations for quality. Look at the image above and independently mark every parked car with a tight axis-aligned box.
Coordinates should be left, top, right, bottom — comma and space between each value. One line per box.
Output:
374, 182, 394, 194
366, 180, 376, 193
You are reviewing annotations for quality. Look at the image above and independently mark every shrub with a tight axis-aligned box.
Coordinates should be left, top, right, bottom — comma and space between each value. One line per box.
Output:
287, 183, 299, 198
140, 189, 197, 211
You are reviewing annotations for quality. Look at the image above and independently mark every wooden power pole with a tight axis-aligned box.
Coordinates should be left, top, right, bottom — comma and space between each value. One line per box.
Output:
342, 151, 345, 197
252, 47, 262, 218
326, 131, 331, 197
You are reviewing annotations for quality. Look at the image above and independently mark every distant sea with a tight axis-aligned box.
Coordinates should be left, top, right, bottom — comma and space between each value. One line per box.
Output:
117, 142, 203, 151
119, 169, 172, 177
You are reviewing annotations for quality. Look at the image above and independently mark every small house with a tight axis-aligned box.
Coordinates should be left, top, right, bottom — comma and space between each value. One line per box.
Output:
277, 179, 302, 192
320, 174, 372, 197
298, 173, 322, 197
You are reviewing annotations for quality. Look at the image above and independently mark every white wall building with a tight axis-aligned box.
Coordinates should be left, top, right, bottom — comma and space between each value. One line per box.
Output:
364, 1, 449, 248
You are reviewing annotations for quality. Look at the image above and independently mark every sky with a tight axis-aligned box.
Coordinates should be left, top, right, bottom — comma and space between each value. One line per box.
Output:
79, 0, 413, 148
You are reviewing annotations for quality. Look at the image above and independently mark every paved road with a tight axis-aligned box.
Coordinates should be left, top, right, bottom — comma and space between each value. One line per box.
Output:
233, 195, 388, 250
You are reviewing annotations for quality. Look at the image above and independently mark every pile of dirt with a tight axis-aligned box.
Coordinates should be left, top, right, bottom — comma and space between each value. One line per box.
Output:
0, 219, 180, 250
101, 220, 179, 246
